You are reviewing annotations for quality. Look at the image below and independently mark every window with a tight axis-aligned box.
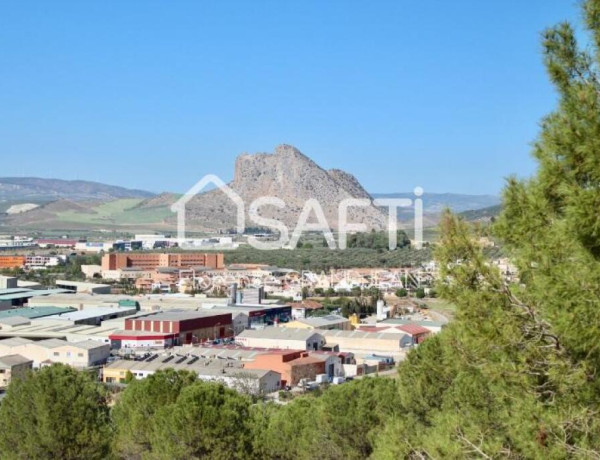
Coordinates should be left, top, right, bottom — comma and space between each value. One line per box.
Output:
77, 353, 84, 357
53, 352, 59, 357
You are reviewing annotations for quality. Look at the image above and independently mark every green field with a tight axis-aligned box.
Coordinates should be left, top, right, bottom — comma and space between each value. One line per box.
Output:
55, 199, 173, 226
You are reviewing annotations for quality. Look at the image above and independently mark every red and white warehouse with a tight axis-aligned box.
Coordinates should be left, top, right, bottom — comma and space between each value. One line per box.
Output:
110, 311, 233, 349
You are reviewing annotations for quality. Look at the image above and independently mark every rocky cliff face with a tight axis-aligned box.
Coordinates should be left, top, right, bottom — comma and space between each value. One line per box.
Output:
180, 144, 387, 232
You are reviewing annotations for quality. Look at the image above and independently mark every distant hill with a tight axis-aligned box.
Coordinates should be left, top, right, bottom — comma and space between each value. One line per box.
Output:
0, 177, 154, 201
459, 204, 502, 221
372, 192, 500, 218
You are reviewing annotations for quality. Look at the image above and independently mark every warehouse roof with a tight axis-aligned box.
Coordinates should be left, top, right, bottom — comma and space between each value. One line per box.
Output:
0, 316, 31, 326
238, 327, 323, 341
104, 357, 275, 379
0, 288, 32, 295
0, 289, 71, 301
296, 315, 349, 328
0, 337, 33, 347
46, 306, 137, 322
137, 311, 231, 322
0, 354, 32, 367
321, 330, 407, 340
0, 306, 76, 319
0, 337, 107, 351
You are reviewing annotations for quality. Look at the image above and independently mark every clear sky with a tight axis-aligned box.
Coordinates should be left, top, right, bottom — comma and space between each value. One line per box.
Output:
0, 1, 581, 195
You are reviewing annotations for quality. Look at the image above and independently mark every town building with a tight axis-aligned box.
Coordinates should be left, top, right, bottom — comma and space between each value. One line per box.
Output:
0, 354, 32, 389
290, 300, 324, 319
36, 239, 79, 248
25, 255, 66, 269
101, 252, 224, 271
0, 255, 26, 270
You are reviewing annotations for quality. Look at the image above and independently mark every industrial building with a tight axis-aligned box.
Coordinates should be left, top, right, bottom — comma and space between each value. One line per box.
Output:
55, 280, 112, 294
103, 357, 281, 394
320, 329, 412, 354
244, 349, 342, 386
0, 288, 72, 308
286, 314, 351, 331
0, 337, 110, 368
236, 327, 325, 351
110, 310, 234, 348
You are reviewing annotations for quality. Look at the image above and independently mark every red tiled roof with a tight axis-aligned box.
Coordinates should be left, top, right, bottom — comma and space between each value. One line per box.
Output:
396, 324, 430, 335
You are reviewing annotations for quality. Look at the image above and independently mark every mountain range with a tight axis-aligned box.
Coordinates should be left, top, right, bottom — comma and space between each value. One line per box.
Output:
0, 146, 501, 232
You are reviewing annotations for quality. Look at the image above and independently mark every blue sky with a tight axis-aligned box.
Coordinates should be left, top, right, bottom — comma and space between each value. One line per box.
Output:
0, 1, 581, 195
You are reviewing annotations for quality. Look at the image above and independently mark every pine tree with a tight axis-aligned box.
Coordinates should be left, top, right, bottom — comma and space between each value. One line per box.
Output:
0, 364, 111, 460
374, 1, 600, 456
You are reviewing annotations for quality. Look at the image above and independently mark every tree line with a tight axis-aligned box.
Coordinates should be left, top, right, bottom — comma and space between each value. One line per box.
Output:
0, 365, 401, 460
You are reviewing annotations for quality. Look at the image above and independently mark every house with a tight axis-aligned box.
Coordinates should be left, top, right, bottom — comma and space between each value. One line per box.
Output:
290, 300, 323, 319
395, 324, 431, 344
236, 327, 325, 350
0, 354, 32, 389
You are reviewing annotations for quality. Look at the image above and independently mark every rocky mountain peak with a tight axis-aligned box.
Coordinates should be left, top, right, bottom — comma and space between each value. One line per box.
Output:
189, 145, 387, 231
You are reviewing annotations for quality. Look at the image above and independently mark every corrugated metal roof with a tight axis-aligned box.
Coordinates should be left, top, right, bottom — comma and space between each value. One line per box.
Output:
0, 306, 76, 319
0, 289, 71, 301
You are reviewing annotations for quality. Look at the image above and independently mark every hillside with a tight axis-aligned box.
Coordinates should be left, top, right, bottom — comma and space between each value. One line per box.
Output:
0, 177, 154, 201
459, 204, 502, 221
372, 192, 500, 221
0, 198, 174, 231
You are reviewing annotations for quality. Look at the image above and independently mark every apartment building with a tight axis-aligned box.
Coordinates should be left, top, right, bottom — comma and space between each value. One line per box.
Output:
102, 252, 224, 271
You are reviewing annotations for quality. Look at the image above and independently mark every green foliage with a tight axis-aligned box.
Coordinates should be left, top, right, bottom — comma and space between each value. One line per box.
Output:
113, 370, 252, 459
395, 287, 408, 297
0, 364, 111, 460
207, 245, 431, 271
112, 369, 197, 457
346, 230, 411, 250
415, 287, 426, 299
375, 4, 600, 455
148, 382, 253, 459
254, 378, 397, 460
